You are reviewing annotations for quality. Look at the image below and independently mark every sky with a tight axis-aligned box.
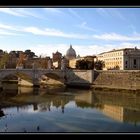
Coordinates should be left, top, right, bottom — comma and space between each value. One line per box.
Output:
0, 8, 140, 57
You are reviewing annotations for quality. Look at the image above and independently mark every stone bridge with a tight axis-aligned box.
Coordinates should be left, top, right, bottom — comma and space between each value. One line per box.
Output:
0, 69, 93, 87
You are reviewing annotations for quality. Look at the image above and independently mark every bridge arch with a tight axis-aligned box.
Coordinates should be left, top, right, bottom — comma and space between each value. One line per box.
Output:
37, 71, 65, 86
0, 70, 34, 86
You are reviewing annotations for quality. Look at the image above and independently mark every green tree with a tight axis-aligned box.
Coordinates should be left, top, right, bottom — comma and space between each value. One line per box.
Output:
94, 60, 105, 70
76, 59, 94, 70
25, 49, 36, 58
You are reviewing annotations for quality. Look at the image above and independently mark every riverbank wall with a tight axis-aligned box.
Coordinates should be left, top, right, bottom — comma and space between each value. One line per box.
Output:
93, 70, 140, 90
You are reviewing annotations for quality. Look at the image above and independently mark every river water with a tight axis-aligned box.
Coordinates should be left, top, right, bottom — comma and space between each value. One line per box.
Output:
0, 83, 140, 133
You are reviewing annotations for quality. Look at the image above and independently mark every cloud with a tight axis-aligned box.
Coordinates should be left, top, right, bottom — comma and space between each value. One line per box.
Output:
0, 29, 20, 36
0, 8, 25, 17
128, 24, 137, 34
96, 8, 126, 20
0, 8, 43, 19
77, 22, 98, 32
23, 26, 89, 39
29, 44, 69, 57
68, 8, 83, 20
0, 23, 22, 32
0, 23, 24, 36
1, 42, 139, 57
29, 43, 116, 57
0, 23, 14, 30
15, 8, 44, 19
93, 33, 140, 41
44, 8, 64, 14
96, 8, 109, 17
1, 22, 140, 43
110, 8, 126, 21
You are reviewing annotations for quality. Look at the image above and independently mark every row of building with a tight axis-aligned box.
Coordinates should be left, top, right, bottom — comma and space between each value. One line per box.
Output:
67, 46, 140, 70
97, 47, 140, 70
0, 45, 78, 69
0, 45, 140, 70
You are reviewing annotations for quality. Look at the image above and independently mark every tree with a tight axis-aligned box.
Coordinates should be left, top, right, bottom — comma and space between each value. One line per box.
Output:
94, 60, 105, 70
0, 53, 9, 69
76, 59, 94, 70
25, 50, 36, 58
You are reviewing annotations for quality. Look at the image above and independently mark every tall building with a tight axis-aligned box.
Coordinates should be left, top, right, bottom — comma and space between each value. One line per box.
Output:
97, 47, 140, 70
52, 51, 62, 62
66, 44, 76, 60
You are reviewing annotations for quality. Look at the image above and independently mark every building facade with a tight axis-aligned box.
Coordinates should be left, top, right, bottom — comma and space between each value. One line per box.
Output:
97, 47, 140, 70
52, 51, 62, 69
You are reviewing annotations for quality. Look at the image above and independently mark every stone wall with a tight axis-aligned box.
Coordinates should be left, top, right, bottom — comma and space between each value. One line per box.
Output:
66, 70, 93, 84
93, 70, 140, 90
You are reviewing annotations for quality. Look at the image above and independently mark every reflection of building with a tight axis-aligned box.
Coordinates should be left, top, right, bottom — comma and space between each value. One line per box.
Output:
97, 47, 140, 70
75, 91, 140, 124
101, 105, 124, 122
33, 103, 38, 111
0, 109, 5, 117
101, 104, 140, 124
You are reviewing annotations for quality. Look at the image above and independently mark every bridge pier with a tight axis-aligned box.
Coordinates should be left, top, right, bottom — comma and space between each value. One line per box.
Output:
0, 80, 2, 90
33, 78, 40, 87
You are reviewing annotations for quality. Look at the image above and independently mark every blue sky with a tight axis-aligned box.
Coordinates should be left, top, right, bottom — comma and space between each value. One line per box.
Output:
0, 8, 140, 57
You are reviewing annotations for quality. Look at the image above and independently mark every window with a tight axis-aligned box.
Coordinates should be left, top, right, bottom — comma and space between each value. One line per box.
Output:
134, 59, 136, 65
134, 59, 137, 68
125, 61, 127, 65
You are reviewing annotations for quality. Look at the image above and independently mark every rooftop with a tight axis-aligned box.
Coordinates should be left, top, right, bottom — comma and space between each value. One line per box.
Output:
98, 47, 140, 55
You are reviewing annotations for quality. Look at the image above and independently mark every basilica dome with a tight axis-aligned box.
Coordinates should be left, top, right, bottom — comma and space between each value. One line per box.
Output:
66, 45, 76, 60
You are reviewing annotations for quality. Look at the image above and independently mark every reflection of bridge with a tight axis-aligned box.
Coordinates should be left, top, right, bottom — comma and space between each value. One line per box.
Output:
0, 69, 93, 87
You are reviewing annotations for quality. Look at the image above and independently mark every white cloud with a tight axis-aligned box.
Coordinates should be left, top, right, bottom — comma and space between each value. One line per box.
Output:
1, 42, 139, 57
44, 8, 64, 14
15, 8, 44, 19
110, 8, 126, 21
93, 33, 140, 41
0, 29, 20, 36
29, 44, 69, 57
29, 44, 116, 57
23, 26, 89, 39
0, 8, 26, 17
0, 23, 22, 32
0, 8, 43, 19
96, 8, 126, 20
77, 22, 98, 32
0, 23, 14, 30
96, 8, 109, 17
0, 23, 24, 36
68, 8, 83, 20
1, 22, 140, 43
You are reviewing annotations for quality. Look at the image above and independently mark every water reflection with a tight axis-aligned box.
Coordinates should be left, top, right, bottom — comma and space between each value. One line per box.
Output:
75, 91, 140, 124
0, 83, 140, 132
0, 109, 5, 117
